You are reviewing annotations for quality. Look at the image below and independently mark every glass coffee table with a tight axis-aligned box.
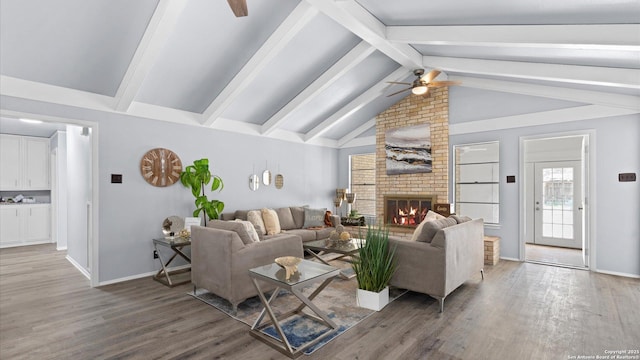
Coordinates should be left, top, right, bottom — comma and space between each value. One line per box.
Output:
248, 259, 340, 358
303, 238, 364, 279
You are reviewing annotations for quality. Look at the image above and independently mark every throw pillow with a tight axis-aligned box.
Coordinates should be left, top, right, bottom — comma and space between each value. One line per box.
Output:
423, 210, 446, 222
247, 210, 266, 235
324, 210, 333, 227
415, 217, 457, 243
303, 207, 326, 228
451, 214, 473, 224
206, 220, 254, 245
233, 219, 260, 243
261, 208, 281, 235
275, 207, 296, 230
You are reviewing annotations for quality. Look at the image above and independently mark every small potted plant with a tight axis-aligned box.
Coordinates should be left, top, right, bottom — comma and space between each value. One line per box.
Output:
180, 158, 224, 226
352, 225, 397, 311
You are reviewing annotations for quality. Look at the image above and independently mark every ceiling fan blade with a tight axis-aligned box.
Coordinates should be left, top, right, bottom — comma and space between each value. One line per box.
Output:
428, 80, 462, 87
227, 0, 248, 17
422, 88, 430, 98
422, 70, 441, 83
387, 81, 412, 85
386, 87, 412, 97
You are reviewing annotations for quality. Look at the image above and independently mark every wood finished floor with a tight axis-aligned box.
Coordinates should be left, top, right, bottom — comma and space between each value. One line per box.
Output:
1, 244, 639, 360
526, 243, 584, 267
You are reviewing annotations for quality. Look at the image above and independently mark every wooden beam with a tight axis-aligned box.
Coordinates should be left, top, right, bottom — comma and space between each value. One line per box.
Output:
113, 0, 188, 112
424, 56, 640, 90
387, 24, 640, 47
304, 0, 422, 69
304, 66, 411, 142
201, 2, 319, 126
260, 41, 375, 135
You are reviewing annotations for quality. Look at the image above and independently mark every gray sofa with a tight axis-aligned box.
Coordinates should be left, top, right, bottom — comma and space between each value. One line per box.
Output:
220, 206, 341, 242
191, 206, 339, 310
388, 217, 485, 312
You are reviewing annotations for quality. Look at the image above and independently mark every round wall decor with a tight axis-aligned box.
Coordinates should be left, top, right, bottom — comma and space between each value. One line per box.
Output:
140, 148, 183, 187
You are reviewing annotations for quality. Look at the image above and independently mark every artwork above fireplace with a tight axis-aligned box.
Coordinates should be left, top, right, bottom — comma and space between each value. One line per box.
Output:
384, 194, 434, 229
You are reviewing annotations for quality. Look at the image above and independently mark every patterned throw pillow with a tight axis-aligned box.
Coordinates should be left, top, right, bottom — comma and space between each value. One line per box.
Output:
261, 208, 281, 235
247, 210, 266, 235
233, 219, 260, 243
303, 208, 326, 228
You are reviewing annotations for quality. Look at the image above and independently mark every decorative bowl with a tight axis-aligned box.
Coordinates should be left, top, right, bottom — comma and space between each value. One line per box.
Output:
275, 256, 302, 280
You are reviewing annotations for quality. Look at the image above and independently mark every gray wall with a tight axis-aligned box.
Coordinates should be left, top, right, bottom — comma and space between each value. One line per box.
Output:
1, 96, 339, 283
449, 87, 640, 277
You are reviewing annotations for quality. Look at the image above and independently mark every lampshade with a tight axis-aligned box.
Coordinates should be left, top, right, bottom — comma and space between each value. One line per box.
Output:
333, 197, 343, 207
411, 86, 428, 95
336, 188, 347, 200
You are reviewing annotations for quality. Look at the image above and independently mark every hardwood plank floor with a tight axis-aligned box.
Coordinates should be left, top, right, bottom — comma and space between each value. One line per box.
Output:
1, 244, 638, 360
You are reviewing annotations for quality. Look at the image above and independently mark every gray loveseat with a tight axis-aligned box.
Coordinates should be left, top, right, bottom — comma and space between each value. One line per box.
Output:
388, 217, 485, 312
191, 206, 339, 310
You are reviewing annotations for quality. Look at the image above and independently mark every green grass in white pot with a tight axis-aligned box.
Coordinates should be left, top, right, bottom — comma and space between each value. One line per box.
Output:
352, 225, 397, 293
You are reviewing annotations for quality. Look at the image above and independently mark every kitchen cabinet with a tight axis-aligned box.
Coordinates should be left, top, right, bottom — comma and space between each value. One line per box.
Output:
0, 134, 50, 190
0, 204, 51, 248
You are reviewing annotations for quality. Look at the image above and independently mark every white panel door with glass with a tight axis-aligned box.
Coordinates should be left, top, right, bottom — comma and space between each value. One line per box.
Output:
533, 161, 582, 248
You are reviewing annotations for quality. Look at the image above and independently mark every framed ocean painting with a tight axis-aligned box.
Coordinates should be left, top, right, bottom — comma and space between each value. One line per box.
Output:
385, 124, 432, 175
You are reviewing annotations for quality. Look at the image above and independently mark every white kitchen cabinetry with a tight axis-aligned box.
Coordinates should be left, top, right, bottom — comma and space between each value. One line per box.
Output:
0, 135, 50, 190
0, 204, 51, 248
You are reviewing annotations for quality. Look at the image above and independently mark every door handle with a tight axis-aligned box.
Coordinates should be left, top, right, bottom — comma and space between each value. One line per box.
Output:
578, 207, 584, 211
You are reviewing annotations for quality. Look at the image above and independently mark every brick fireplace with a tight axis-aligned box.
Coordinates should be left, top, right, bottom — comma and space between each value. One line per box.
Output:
376, 89, 449, 238
384, 194, 434, 229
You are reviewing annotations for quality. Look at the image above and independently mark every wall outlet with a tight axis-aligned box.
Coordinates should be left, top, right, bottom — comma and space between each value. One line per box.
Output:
153, 250, 159, 259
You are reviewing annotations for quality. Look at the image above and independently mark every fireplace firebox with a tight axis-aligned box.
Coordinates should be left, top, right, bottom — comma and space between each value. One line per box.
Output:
384, 194, 435, 229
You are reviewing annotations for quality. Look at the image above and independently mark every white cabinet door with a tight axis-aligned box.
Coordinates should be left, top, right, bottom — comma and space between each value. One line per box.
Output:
25, 138, 50, 189
24, 205, 51, 242
0, 135, 22, 190
0, 207, 22, 246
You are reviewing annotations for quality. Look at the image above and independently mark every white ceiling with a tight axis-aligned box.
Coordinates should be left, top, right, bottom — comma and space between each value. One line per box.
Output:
1, 0, 638, 147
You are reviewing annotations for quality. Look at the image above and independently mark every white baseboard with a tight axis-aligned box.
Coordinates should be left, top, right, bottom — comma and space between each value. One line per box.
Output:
65, 255, 91, 280
97, 264, 191, 286
500, 257, 521, 262
56, 246, 67, 251
595, 268, 640, 279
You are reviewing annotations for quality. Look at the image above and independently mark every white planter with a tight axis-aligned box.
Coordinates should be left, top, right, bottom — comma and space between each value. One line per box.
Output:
356, 286, 389, 311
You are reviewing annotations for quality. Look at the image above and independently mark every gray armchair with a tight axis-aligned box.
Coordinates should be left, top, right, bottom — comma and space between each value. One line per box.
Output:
191, 225, 303, 311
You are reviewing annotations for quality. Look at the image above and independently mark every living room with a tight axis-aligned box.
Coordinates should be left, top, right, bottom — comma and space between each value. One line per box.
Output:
1, 0, 639, 359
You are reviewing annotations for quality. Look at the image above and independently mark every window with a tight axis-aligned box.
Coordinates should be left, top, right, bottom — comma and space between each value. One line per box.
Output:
453, 141, 500, 225
349, 153, 375, 216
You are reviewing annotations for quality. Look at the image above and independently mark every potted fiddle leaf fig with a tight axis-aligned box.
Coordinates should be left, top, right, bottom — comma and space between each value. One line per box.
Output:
180, 158, 224, 226
352, 225, 397, 311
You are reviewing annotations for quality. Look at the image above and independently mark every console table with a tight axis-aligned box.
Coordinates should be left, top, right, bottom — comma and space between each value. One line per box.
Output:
152, 237, 191, 287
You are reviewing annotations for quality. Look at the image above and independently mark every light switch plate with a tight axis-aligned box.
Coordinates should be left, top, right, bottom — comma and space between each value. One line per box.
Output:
618, 173, 636, 182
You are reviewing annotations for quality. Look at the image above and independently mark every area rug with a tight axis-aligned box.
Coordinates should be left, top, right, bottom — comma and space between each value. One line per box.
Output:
189, 277, 405, 355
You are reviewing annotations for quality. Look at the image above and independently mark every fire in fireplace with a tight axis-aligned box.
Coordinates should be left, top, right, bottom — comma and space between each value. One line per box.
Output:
384, 195, 434, 228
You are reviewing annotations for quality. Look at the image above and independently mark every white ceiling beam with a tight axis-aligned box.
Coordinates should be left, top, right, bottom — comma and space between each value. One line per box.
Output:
305, 66, 411, 142
387, 24, 640, 48
202, 2, 318, 127
260, 41, 375, 135
1, 75, 115, 112
452, 75, 640, 110
304, 0, 422, 69
337, 118, 375, 147
113, 0, 188, 112
424, 56, 640, 90
450, 104, 639, 135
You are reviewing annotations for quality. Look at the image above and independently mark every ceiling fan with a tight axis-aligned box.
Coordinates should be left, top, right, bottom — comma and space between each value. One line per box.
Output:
387, 69, 461, 97
227, 0, 248, 17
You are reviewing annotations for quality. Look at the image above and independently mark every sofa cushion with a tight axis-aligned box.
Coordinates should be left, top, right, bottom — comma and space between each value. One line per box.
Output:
247, 210, 266, 235
290, 207, 305, 229
234, 210, 249, 221
276, 207, 296, 230
414, 217, 457, 243
303, 208, 326, 228
424, 210, 445, 222
220, 212, 235, 221
261, 208, 281, 235
207, 220, 255, 245
233, 219, 260, 243
283, 229, 317, 242
451, 214, 472, 224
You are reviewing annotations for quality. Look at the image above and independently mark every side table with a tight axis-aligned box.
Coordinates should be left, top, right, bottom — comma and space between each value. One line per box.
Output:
152, 237, 191, 287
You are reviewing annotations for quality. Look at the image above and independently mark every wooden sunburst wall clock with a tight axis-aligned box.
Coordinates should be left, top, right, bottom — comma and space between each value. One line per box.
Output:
140, 148, 183, 187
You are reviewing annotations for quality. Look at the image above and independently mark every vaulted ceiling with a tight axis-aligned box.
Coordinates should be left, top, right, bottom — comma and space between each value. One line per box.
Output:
1, 0, 638, 147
